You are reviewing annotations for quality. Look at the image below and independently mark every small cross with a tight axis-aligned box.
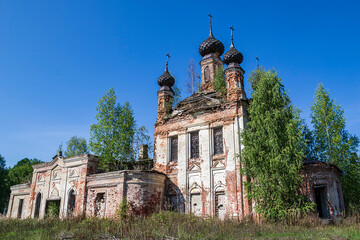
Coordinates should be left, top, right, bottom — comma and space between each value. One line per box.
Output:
166, 53, 170, 70
256, 56, 259, 68
208, 13, 213, 36
230, 26, 234, 44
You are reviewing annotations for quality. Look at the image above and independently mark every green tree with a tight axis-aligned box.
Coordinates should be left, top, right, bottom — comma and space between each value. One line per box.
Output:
0, 154, 9, 214
133, 126, 153, 159
241, 68, 313, 221
212, 65, 226, 99
89, 88, 136, 172
301, 122, 317, 160
64, 136, 88, 158
7, 158, 43, 186
311, 83, 360, 210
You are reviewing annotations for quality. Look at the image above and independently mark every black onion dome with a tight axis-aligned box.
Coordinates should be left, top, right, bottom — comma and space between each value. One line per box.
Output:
223, 46, 243, 65
157, 69, 175, 87
199, 35, 225, 57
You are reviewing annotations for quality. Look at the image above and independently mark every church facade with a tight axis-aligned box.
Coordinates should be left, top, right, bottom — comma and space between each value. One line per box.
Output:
7, 17, 344, 220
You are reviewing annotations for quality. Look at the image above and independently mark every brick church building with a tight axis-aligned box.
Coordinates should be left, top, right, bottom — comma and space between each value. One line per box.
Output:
7, 17, 344, 220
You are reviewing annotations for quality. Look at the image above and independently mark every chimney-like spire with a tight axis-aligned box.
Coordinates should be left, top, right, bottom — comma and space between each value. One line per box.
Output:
230, 26, 234, 48
208, 13, 213, 37
165, 53, 170, 71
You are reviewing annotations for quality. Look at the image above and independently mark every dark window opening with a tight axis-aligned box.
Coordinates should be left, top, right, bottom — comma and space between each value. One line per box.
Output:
166, 194, 179, 211
67, 189, 76, 217
45, 199, 61, 218
190, 131, 199, 159
95, 193, 106, 217
34, 192, 41, 218
17, 199, 24, 219
314, 185, 329, 219
204, 67, 210, 83
213, 127, 223, 155
170, 136, 178, 162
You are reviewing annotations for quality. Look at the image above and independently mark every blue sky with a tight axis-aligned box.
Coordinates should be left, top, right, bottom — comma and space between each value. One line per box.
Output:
1, 0, 359, 167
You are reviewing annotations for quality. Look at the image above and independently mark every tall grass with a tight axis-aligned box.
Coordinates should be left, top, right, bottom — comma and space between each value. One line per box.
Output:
0, 211, 360, 239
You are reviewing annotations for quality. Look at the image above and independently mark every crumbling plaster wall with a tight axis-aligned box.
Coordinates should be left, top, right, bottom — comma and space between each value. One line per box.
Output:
25, 154, 97, 219
155, 101, 249, 219
86, 170, 166, 218
301, 164, 344, 217
7, 184, 30, 219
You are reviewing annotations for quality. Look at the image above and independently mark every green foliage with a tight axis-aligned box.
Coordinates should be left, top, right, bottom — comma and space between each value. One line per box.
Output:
115, 196, 128, 220
212, 65, 226, 99
57, 143, 63, 153
0, 154, 9, 214
64, 136, 88, 158
172, 84, 181, 108
133, 126, 152, 159
1, 212, 360, 239
7, 158, 43, 186
46, 202, 60, 218
241, 68, 313, 221
164, 83, 181, 116
301, 122, 317, 160
310, 83, 360, 210
89, 88, 136, 172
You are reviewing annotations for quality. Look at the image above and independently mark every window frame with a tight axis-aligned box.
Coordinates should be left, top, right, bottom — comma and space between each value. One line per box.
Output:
212, 127, 224, 155
189, 131, 200, 159
169, 135, 178, 163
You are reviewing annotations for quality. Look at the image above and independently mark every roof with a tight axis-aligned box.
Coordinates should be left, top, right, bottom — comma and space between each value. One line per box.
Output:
171, 91, 223, 117
303, 158, 342, 175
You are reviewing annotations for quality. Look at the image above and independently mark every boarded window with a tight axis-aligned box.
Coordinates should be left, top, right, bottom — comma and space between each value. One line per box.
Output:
34, 192, 41, 218
204, 67, 210, 82
190, 193, 202, 216
215, 192, 225, 220
67, 189, 76, 216
213, 127, 223, 155
190, 131, 199, 159
17, 199, 24, 219
170, 136, 178, 162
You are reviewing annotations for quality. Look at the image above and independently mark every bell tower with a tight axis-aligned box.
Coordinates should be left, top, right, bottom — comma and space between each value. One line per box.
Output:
198, 14, 224, 92
157, 53, 175, 121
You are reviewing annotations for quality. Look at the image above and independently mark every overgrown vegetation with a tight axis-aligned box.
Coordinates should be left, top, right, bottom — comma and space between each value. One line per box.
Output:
89, 88, 152, 172
64, 136, 88, 158
308, 83, 360, 212
241, 68, 314, 222
1, 211, 360, 239
212, 65, 226, 99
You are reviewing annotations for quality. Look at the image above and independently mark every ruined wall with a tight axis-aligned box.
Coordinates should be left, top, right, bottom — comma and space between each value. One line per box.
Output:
7, 154, 99, 219
7, 184, 31, 219
86, 170, 166, 218
155, 100, 250, 219
301, 162, 344, 218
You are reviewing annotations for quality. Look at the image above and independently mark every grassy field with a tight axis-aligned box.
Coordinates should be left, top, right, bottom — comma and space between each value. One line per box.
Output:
1, 211, 360, 240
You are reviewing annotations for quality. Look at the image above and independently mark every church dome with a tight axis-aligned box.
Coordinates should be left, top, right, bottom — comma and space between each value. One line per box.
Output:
199, 14, 224, 57
223, 46, 243, 65
223, 26, 243, 65
199, 36, 224, 57
158, 53, 175, 89
158, 69, 175, 88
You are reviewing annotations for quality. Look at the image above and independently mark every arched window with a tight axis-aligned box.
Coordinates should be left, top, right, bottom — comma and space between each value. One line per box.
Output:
204, 66, 210, 83
34, 192, 41, 218
67, 189, 76, 216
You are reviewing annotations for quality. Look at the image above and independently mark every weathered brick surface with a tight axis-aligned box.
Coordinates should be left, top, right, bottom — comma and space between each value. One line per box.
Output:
7, 154, 166, 219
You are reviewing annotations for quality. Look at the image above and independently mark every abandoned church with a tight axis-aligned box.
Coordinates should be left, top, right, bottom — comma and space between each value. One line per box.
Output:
7, 17, 344, 221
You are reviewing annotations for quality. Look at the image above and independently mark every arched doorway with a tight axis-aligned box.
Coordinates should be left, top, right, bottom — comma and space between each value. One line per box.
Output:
34, 192, 41, 218
67, 189, 76, 216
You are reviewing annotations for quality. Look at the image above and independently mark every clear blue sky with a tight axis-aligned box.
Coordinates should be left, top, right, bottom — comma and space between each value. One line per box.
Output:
1, 0, 359, 167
